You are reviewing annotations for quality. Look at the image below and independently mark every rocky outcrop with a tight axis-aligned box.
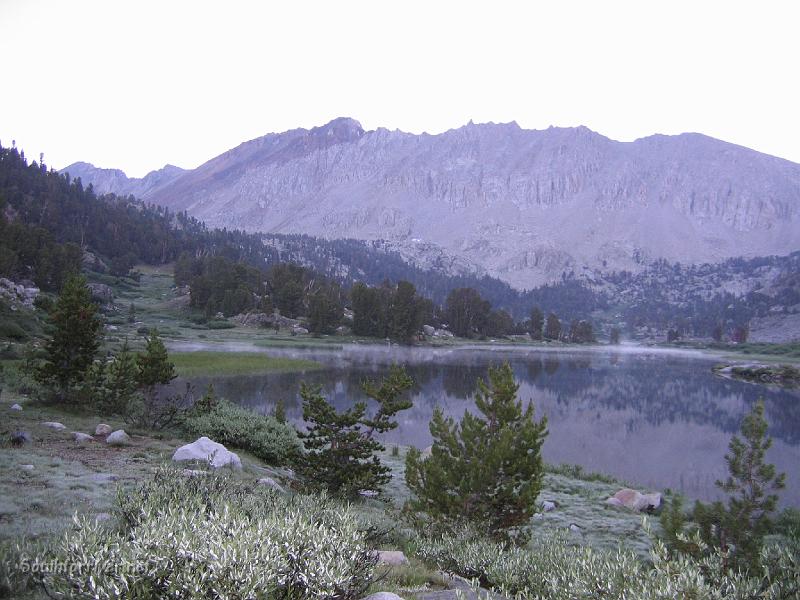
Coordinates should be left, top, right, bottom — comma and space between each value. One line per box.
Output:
0, 278, 39, 309
172, 437, 242, 469
87, 283, 114, 306
65, 118, 800, 289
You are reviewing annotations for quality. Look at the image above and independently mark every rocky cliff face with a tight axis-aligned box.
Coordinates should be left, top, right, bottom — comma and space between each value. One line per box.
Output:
60, 162, 186, 199
63, 118, 800, 289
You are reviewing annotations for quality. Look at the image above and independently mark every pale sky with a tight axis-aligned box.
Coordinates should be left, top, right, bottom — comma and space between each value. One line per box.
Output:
1, 0, 798, 177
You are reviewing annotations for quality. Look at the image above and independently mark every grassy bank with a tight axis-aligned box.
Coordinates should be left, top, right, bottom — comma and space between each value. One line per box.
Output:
170, 351, 322, 377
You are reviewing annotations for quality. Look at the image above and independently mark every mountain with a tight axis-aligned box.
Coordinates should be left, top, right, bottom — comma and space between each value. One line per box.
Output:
62, 118, 800, 289
60, 162, 186, 199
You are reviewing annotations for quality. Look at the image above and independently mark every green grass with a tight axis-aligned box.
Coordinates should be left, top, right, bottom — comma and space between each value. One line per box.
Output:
170, 351, 323, 377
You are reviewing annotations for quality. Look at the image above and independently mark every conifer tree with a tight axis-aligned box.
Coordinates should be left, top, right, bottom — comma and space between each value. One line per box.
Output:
35, 274, 102, 402
714, 399, 785, 569
103, 339, 139, 414
405, 363, 548, 542
529, 306, 544, 340
544, 312, 561, 340
298, 365, 413, 497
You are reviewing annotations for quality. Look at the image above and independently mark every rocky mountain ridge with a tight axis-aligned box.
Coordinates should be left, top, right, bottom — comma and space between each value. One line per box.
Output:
62, 118, 800, 289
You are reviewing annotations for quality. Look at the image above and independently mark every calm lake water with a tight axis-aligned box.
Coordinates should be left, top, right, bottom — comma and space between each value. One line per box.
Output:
172, 343, 800, 506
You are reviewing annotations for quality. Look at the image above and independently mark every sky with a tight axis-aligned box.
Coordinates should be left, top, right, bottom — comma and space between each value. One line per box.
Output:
1, 0, 799, 177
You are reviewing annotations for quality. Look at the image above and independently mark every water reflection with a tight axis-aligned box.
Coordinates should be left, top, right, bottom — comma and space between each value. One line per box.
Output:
172, 344, 800, 506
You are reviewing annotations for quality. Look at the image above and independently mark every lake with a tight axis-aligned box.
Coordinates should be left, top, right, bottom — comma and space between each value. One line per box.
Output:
173, 342, 800, 506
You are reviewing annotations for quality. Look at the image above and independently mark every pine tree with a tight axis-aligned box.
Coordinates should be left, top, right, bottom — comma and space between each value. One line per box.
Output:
35, 274, 102, 402
714, 399, 786, 569
544, 312, 561, 340
298, 365, 413, 497
529, 307, 544, 340
103, 339, 139, 415
405, 363, 548, 542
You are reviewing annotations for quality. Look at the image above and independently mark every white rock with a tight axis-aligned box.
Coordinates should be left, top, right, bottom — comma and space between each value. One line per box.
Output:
20, 464, 35, 471
423, 324, 436, 336
532, 512, 544, 520
41, 422, 66, 430
172, 437, 242, 469
541, 500, 556, 512
569, 523, 583, 534
73, 432, 94, 443
95, 424, 113, 436
361, 593, 405, 600
257, 477, 285, 492
374, 550, 409, 566
10, 403, 22, 411
106, 430, 131, 446
604, 497, 624, 507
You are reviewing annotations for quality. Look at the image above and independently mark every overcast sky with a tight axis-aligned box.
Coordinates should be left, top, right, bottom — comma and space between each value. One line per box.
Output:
1, 0, 798, 177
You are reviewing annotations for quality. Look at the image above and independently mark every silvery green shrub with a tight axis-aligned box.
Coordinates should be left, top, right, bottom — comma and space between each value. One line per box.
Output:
183, 398, 302, 465
414, 522, 798, 599
24, 469, 376, 599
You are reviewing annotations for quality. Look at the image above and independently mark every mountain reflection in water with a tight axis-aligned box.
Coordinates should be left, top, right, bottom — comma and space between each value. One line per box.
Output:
172, 344, 800, 506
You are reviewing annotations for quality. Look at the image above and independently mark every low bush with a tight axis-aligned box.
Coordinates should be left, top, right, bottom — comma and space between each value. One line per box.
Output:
414, 525, 799, 599
4, 469, 377, 599
183, 398, 302, 465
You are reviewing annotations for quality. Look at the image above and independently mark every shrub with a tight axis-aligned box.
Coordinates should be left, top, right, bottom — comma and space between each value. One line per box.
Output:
16, 469, 377, 599
414, 525, 799, 600
183, 398, 302, 465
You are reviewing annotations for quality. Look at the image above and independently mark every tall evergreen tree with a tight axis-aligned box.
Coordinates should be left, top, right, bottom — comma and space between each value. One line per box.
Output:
298, 365, 413, 497
529, 306, 544, 340
388, 280, 424, 343
34, 275, 102, 402
405, 363, 548, 542
544, 312, 561, 340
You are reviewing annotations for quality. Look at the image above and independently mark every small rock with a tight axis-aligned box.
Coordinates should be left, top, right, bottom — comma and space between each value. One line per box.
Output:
11, 403, 22, 411
172, 437, 242, 469
361, 593, 405, 600
11, 431, 32, 446
358, 489, 379, 498
41, 421, 66, 430
375, 550, 409, 566
257, 477, 285, 492
569, 523, 583, 534
95, 512, 113, 522
532, 512, 544, 520
106, 430, 131, 446
95, 424, 113, 436
73, 432, 94, 443
88, 473, 119, 484
541, 500, 556, 512
20, 464, 35, 471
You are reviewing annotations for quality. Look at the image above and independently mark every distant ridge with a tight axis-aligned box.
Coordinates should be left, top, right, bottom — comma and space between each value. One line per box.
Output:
63, 118, 800, 289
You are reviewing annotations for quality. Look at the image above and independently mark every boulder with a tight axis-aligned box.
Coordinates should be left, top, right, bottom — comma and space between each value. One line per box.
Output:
20, 464, 35, 472
95, 424, 113, 436
11, 431, 32, 446
257, 477, 285, 492
106, 430, 131, 446
11, 403, 22, 411
540, 500, 556, 512
41, 421, 66, 430
423, 324, 436, 336
172, 437, 242, 469
361, 593, 405, 600
72, 432, 94, 443
87, 283, 114, 305
374, 550, 409, 566
608, 488, 661, 512
292, 326, 309, 335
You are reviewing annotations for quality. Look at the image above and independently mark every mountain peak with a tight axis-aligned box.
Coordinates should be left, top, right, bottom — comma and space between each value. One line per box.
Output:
310, 117, 364, 142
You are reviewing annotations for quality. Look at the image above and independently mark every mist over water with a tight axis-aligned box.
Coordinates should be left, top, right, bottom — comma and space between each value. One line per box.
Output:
173, 343, 800, 506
